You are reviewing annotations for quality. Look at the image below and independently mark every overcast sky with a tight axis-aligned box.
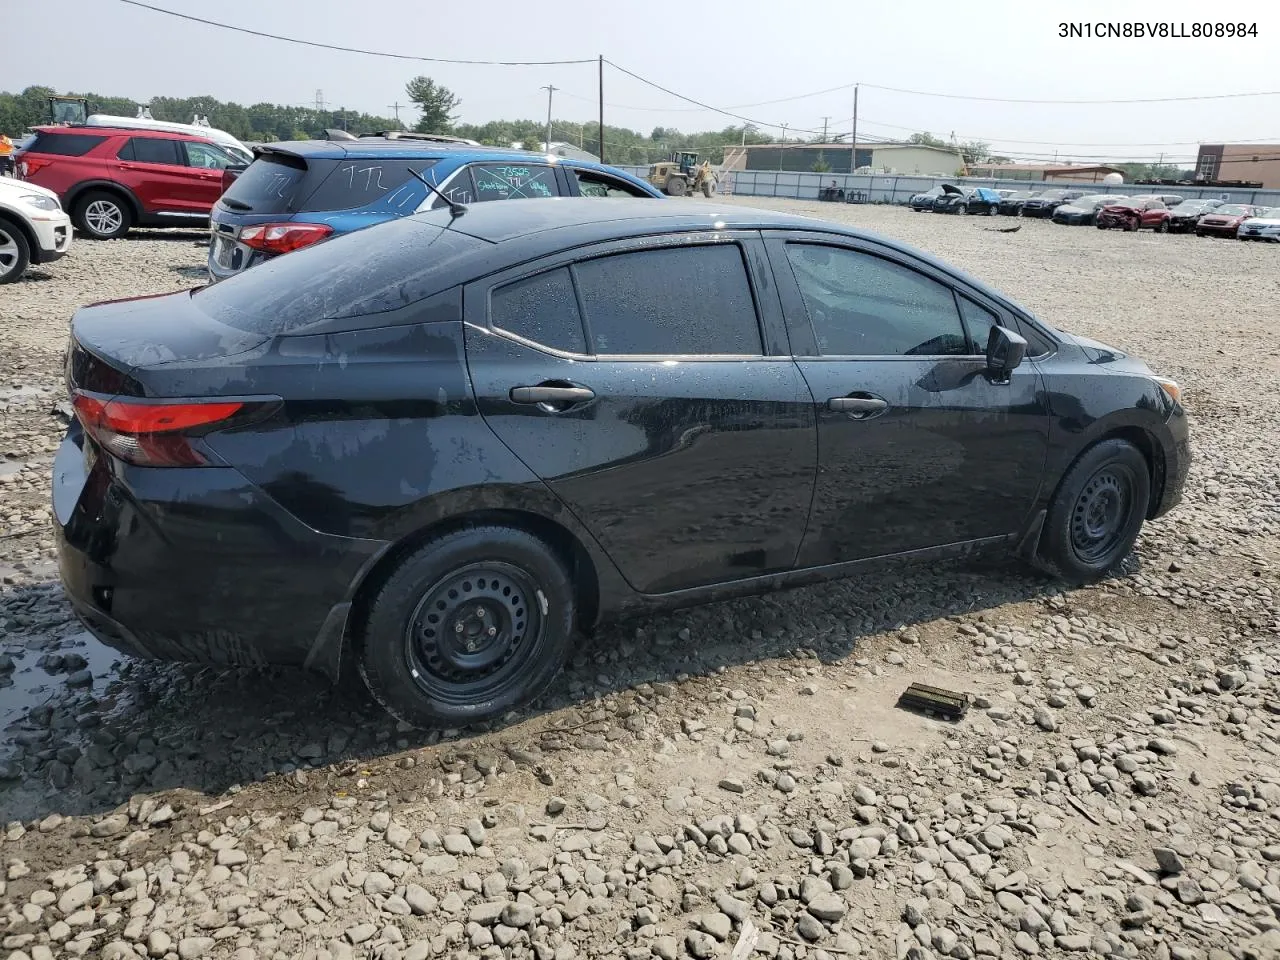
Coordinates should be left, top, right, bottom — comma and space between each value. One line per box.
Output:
7, 0, 1277, 163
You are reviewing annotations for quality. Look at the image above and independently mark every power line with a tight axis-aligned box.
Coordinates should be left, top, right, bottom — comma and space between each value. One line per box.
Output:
115, 0, 596, 65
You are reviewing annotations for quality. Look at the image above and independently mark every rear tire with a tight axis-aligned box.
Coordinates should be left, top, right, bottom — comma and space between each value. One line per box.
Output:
74, 191, 131, 240
0, 217, 31, 284
358, 525, 577, 728
1155, 220, 1169, 234
1036, 439, 1150, 584
666, 177, 687, 197
701, 178, 715, 198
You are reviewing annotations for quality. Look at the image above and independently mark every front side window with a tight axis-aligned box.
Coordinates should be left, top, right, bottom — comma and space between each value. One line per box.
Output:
574, 245, 762, 356
785, 244, 968, 357
470, 163, 559, 202
957, 296, 999, 355
574, 170, 650, 198
185, 141, 236, 170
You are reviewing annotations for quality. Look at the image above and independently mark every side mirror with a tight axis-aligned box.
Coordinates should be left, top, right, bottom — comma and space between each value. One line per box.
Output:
985, 325, 1028, 382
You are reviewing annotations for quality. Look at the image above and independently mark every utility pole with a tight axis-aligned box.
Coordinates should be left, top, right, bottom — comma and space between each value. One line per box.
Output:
850, 84, 859, 173
597, 55, 605, 163
339, 107, 347, 131
779, 124, 788, 171
821, 116, 830, 142
314, 89, 325, 112
387, 101, 404, 129
541, 84, 557, 152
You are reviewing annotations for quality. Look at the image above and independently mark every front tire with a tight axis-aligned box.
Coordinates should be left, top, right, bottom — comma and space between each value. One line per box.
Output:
1155, 220, 1169, 234
666, 177, 687, 197
987, 204, 998, 216
358, 525, 577, 728
954, 204, 967, 215
1037, 439, 1151, 584
0, 218, 31, 284
74, 191, 132, 240
701, 178, 715, 198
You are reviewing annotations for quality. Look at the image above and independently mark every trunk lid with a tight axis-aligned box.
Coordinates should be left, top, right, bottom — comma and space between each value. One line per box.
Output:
68, 291, 271, 398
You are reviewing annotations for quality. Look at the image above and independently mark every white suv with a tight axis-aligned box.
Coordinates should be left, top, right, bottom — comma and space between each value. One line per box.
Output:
0, 176, 72, 283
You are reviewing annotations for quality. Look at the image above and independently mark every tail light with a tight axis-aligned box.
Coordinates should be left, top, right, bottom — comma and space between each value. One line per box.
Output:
19, 156, 52, 179
238, 223, 333, 255
72, 393, 245, 467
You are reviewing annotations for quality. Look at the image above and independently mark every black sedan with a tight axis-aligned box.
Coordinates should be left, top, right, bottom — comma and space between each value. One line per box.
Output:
1161, 199, 1223, 233
54, 199, 1190, 727
998, 191, 1037, 215
1020, 189, 1085, 218
1053, 195, 1130, 226
932, 185, 1002, 215
910, 185, 950, 211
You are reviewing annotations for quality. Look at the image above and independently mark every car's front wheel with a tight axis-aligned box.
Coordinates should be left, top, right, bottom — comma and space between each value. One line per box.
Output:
0, 217, 31, 284
358, 525, 577, 728
955, 204, 967, 215
1037, 438, 1151, 584
74, 191, 132, 240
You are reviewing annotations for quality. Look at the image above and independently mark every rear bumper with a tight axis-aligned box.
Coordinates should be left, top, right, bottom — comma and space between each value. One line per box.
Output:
53, 424, 385, 673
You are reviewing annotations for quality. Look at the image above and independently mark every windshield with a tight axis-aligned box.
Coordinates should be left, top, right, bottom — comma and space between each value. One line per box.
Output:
1215, 204, 1250, 216
1171, 201, 1208, 213
192, 218, 482, 333
1008, 191, 1032, 200
1038, 190, 1069, 200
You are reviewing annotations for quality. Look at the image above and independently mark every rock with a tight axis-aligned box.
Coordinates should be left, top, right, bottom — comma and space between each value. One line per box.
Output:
148, 930, 173, 956
904, 898, 929, 926
1013, 931, 1039, 955
686, 931, 717, 959
502, 902, 537, 928
58, 880, 94, 913
1056, 934, 1091, 952
719, 777, 745, 794
698, 913, 732, 942
1148, 738, 1178, 756
807, 892, 847, 922
178, 938, 216, 959
1153, 847, 1185, 874
1033, 706, 1057, 732
406, 884, 437, 915
1176, 878, 1205, 905
90, 814, 129, 838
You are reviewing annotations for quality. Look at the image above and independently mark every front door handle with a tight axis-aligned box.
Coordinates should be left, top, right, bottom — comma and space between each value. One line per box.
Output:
510, 383, 595, 407
828, 395, 888, 417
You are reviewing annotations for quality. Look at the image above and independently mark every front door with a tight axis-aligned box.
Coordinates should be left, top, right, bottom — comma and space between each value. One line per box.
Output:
109, 136, 200, 216
180, 140, 238, 211
465, 235, 817, 595
766, 234, 1051, 567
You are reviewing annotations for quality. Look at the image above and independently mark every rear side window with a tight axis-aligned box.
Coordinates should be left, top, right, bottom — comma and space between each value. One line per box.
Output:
574, 245, 762, 356
491, 268, 586, 353
301, 159, 437, 213
26, 132, 105, 156
126, 137, 181, 165
219, 154, 311, 214
220, 156, 437, 214
192, 217, 483, 334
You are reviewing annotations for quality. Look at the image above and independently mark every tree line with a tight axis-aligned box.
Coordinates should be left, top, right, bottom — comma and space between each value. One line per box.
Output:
2, 79, 1190, 180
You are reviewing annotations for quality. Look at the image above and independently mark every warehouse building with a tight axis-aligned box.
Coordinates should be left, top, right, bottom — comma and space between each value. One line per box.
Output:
1195, 144, 1280, 189
721, 142, 964, 176
963, 162, 1125, 183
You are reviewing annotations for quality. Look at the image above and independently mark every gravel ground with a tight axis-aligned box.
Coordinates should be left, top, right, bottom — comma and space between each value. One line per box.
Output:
1, 204, 1279, 960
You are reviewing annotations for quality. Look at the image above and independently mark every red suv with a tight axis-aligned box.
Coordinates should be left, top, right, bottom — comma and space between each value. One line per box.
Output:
17, 126, 239, 239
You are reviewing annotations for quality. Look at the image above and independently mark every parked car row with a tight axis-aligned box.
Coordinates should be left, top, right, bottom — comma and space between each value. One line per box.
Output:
909, 183, 1278, 240
0, 121, 666, 282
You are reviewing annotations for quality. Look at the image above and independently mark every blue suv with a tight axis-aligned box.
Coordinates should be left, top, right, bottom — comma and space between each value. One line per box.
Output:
208, 136, 663, 281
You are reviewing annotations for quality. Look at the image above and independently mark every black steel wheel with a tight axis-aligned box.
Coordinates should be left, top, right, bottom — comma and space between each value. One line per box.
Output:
405, 562, 542, 705
1035, 438, 1151, 583
1068, 465, 1137, 565
359, 525, 576, 727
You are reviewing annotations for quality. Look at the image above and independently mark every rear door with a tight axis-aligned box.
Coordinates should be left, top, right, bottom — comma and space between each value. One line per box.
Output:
180, 140, 239, 210
765, 232, 1051, 567
110, 137, 199, 215
464, 233, 818, 595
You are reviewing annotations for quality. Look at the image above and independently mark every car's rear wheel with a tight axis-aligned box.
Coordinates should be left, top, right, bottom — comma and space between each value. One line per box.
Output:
0, 218, 31, 284
74, 191, 131, 240
1155, 220, 1169, 234
987, 204, 998, 216
358, 525, 576, 728
1036, 438, 1151, 584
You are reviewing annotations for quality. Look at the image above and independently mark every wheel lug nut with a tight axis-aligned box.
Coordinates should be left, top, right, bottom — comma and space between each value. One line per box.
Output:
454, 623, 464, 633
487, 627, 497, 637
476, 608, 486, 618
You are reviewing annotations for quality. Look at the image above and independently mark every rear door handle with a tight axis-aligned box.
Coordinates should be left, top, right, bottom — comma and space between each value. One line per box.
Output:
510, 384, 595, 406
828, 396, 888, 416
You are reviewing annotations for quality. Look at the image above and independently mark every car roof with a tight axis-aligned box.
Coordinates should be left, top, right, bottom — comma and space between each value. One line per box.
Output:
32, 124, 214, 142
411, 197, 810, 242
261, 139, 601, 165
